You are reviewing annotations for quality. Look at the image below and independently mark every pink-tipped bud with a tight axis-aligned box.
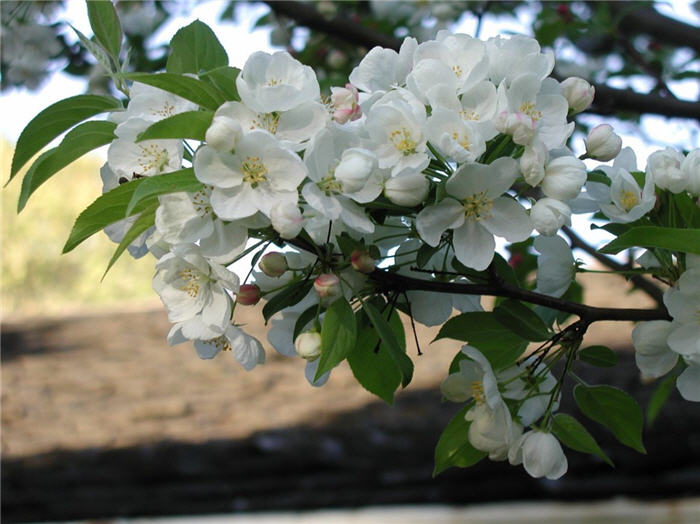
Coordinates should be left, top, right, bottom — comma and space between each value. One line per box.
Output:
350, 250, 375, 273
314, 273, 341, 305
331, 84, 361, 124
259, 252, 288, 277
237, 284, 261, 306
295, 331, 322, 360
561, 77, 595, 114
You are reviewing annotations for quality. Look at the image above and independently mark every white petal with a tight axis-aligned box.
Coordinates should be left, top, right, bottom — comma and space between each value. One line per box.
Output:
453, 221, 495, 271
677, 365, 700, 402
481, 197, 532, 241
415, 199, 464, 246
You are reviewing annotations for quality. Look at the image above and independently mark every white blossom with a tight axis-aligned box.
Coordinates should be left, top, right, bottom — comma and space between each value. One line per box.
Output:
534, 235, 575, 298
585, 124, 622, 162
508, 430, 568, 479
530, 198, 571, 236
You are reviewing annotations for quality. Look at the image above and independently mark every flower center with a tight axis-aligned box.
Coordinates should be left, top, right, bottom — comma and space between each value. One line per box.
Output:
179, 268, 202, 297
471, 380, 486, 405
266, 78, 280, 87
241, 156, 268, 187
390, 128, 418, 156
317, 173, 343, 195
620, 190, 638, 211
136, 143, 170, 174
207, 335, 232, 352
459, 110, 480, 121
452, 131, 470, 150
463, 191, 493, 220
452, 64, 463, 78
192, 185, 213, 218
251, 112, 280, 135
152, 102, 176, 118
519, 102, 542, 121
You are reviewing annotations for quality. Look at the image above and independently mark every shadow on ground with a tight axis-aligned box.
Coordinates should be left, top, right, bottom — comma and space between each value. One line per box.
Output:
3, 354, 700, 523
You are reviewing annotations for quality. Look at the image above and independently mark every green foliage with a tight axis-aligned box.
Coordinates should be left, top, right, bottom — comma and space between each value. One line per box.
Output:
316, 298, 357, 379
574, 384, 646, 454
600, 226, 700, 255
262, 279, 314, 323
166, 20, 229, 74
362, 300, 413, 387
103, 204, 157, 278
433, 405, 487, 476
552, 413, 614, 467
493, 299, 551, 341
293, 304, 320, 341
18, 121, 116, 212
125, 73, 225, 110
434, 312, 527, 370
646, 370, 679, 427
125, 168, 201, 215
578, 345, 618, 367
199, 66, 241, 101
137, 111, 213, 142
86, 0, 123, 62
9, 95, 121, 181
347, 310, 405, 404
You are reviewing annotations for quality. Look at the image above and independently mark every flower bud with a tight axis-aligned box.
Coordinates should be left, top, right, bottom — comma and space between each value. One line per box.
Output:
350, 249, 375, 273
334, 148, 376, 193
237, 284, 261, 306
530, 198, 571, 236
331, 83, 361, 124
495, 111, 536, 146
384, 174, 429, 207
541, 156, 587, 201
682, 149, 700, 195
646, 147, 686, 194
270, 202, 303, 239
585, 124, 622, 161
259, 252, 288, 277
561, 77, 594, 114
314, 273, 342, 305
520, 141, 548, 186
295, 331, 322, 360
205, 116, 241, 152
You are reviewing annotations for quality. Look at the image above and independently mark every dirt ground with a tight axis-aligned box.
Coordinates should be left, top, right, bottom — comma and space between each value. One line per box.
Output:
1, 271, 657, 459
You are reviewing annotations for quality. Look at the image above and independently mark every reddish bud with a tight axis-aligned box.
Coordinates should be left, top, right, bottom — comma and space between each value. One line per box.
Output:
259, 252, 288, 277
314, 273, 342, 305
237, 284, 261, 306
350, 250, 376, 273
509, 253, 524, 268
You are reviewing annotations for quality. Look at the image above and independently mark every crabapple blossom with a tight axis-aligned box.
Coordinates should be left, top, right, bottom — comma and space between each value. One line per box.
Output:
530, 198, 571, 236
259, 252, 289, 277
295, 331, 322, 360
508, 431, 568, 479
383, 173, 429, 206
646, 147, 686, 194
560, 77, 595, 114
585, 124, 622, 161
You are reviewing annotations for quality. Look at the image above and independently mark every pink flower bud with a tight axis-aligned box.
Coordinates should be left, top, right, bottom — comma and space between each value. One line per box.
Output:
295, 331, 322, 360
237, 284, 261, 306
331, 84, 361, 124
314, 273, 341, 305
259, 252, 289, 277
561, 77, 595, 114
350, 250, 375, 273
585, 124, 622, 161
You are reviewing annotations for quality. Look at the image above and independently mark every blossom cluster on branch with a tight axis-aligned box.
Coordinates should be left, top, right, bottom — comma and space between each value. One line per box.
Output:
9, 4, 700, 480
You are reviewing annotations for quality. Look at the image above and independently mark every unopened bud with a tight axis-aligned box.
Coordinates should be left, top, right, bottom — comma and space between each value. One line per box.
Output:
270, 202, 304, 239
561, 77, 594, 114
350, 250, 375, 273
205, 116, 241, 152
530, 198, 572, 236
237, 284, 261, 306
646, 147, 686, 194
683, 149, 700, 195
295, 331, 322, 360
541, 156, 587, 201
331, 84, 361, 124
585, 124, 622, 162
259, 252, 288, 277
495, 111, 535, 146
314, 273, 342, 305
384, 174, 429, 207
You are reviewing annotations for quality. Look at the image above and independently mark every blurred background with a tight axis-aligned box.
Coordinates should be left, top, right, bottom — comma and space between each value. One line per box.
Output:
2, 1, 700, 522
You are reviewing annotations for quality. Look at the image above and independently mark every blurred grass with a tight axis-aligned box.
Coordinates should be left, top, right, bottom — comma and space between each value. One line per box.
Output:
2, 140, 155, 317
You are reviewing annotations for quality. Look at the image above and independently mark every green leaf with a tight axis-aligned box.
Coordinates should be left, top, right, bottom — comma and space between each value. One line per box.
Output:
434, 312, 526, 370
416, 243, 440, 268
18, 120, 116, 212
552, 413, 614, 467
574, 384, 646, 454
293, 305, 319, 342
578, 345, 618, 367
599, 226, 700, 255
126, 73, 224, 110
262, 279, 313, 323
63, 178, 154, 254
137, 110, 213, 142
102, 204, 157, 278
125, 168, 201, 215
362, 301, 413, 388
86, 0, 122, 60
646, 371, 678, 427
166, 20, 228, 74
72, 24, 113, 73
493, 299, 551, 342
433, 405, 486, 476
199, 66, 241, 101
347, 311, 405, 404
315, 298, 357, 379
9, 94, 121, 181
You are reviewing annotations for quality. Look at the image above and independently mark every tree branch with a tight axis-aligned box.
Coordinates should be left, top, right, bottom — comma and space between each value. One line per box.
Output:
561, 226, 666, 306
264, 0, 700, 120
368, 269, 671, 323
612, 4, 700, 54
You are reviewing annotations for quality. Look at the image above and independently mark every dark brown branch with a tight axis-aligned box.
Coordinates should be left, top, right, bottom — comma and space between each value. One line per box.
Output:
369, 269, 671, 323
561, 226, 666, 306
264, 0, 700, 120
612, 4, 700, 54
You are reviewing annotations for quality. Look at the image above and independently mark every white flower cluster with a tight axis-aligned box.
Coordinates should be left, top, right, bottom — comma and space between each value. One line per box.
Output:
632, 255, 700, 402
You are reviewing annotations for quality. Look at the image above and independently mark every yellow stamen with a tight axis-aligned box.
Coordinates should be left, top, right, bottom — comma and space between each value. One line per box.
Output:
452, 131, 470, 150
192, 186, 213, 217
463, 191, 493, 220
472, 381, 486, 405
241, 156, 268, 187
179, 268, 201, 297
251, 112, 280, 134
519, 101, 542, 121
390, 128, 417, 156
620, 190, 638, 211
452, 64, 463, 78
207, 335, 232, 352
136, 143, 170, 174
